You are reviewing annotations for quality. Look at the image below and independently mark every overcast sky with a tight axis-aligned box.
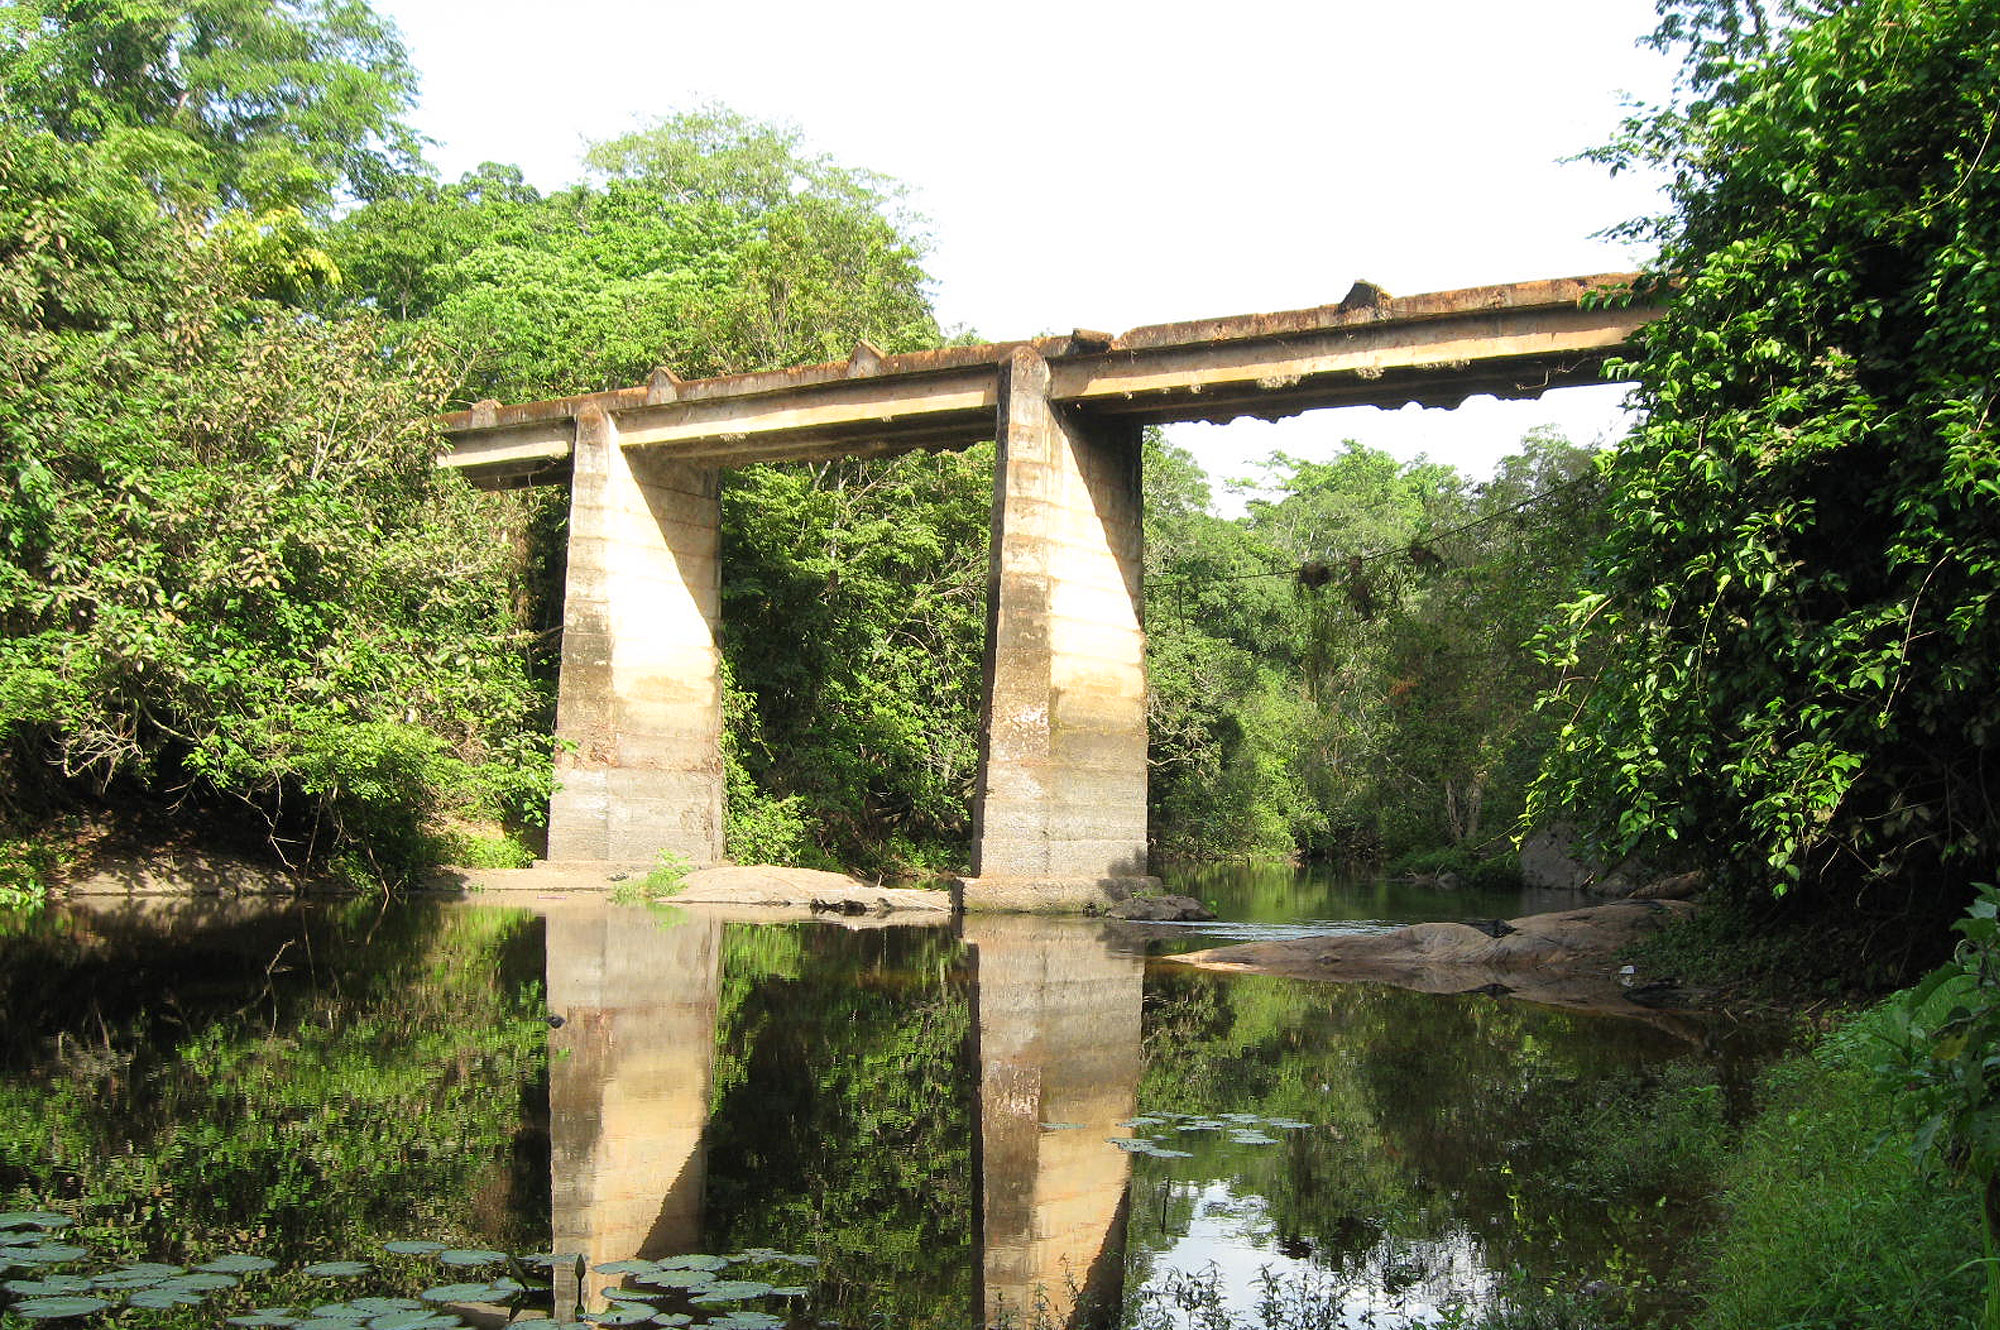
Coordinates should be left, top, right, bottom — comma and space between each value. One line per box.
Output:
374, 0, 1679, 508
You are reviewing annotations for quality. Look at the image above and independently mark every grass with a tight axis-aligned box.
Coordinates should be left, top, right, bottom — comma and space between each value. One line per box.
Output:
1691, 1007, 1986, 1330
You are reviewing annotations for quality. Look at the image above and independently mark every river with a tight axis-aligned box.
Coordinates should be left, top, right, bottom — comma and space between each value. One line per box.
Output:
0, 868, 1775, 1329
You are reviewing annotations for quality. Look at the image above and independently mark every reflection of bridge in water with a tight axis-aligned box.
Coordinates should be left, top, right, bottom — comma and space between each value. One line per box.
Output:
540, 902, 1142, 1328
444, 278, 1658, 911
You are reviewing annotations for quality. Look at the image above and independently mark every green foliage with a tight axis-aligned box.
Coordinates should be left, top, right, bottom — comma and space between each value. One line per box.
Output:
1694, 1005, 1986, 1330
1878, 884, 2000, 1325
0, 2, 551, 892
0, 0, 422, 213
1536, 0, 2000, 925
1146, 428, 1608, 863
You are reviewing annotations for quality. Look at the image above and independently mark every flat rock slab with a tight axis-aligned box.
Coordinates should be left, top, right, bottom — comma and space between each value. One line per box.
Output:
439, 861, 951, 915
1168, 900, 1698, 1019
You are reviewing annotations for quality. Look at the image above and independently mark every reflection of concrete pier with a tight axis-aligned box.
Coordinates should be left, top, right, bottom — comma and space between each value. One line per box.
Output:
968, 918, 1146, 1329
544, 904, 723, 1310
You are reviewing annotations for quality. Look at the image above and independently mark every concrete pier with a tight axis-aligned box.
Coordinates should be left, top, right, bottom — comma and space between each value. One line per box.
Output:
545, 408, 725, 864
962, 348, 1153, 911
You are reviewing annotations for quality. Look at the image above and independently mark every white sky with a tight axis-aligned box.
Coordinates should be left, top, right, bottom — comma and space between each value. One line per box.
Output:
375, 0, 1678, 511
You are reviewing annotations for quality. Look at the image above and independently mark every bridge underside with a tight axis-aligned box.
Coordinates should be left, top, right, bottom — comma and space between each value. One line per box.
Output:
441, 274, 1653, 911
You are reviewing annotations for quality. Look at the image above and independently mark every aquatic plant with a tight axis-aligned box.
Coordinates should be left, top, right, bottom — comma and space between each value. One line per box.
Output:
0, 1214, 823, 1330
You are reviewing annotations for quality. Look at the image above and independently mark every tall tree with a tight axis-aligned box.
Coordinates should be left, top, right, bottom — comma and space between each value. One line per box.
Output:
0, 0, 422, 212
1535, 0, 2000, 919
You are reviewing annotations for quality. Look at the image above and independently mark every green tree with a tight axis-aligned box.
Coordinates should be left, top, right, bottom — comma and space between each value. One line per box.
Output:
0, 0, 422, 212
1534, 0, 2000, 932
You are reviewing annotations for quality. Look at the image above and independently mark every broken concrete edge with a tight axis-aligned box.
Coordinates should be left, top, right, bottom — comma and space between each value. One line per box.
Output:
953, 875, 1163, 914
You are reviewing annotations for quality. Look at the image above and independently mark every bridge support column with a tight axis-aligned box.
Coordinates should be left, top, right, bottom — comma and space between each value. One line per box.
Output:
546, 406, 725, 864
962, 347, 1156, 911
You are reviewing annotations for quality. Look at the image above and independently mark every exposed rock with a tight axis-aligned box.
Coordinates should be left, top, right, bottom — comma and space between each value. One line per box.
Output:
1105, 893, 1215, 922
1629, 870, 1705, 901
1168, 900, 1699, 1020
1519, 822, 1651, 896
66, 844, 329, 897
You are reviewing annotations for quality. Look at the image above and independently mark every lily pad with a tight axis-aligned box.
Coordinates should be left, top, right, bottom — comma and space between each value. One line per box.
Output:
0, 1213, 72, 1232
348, 1297, 424, 1314
202, 1253, 281, 1274
1038, 1122, 1085, 1130
1106, 1137, 1152, 1152
228, 1310, 306, 1327
368, 1313, 464, 1330
703, 1313, 783, 1330
509, 1321, 578, 1330
300, 1261, 372, 1278
653, 1254, 728, 1272
768, 1285, 808, 1297
420, 1282, 511, 1304
310, 1303, 374, 1317
93, 1262, 187, 1287
592, 1258, 659, 1276
128, 1286, 215, 1308
438, 1249, 508, 1268
690, 1280, 773, 1302
581, 1308, 654, 1326
160, 1272, 241, 1291
383, 1241, 447, 1256
650, 1317, 692, 1328
1146, 1146, 1194, 1158
5, 1276, 93, 1296
6, 1244, 90, 1265
297, 1320, 371, 1330
11, 1296, 112, 1319
601, 1287, 663, 1303
1228, 1131, 1279, 1145
636, 1268, 715, 1289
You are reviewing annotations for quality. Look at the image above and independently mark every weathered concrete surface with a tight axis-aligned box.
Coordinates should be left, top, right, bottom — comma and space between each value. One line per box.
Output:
439, 275, 1657, 480
967, 916, 1144, 1328
1169, 901, 1698, 1017
546, 407, 725, 865
545, 903, 722, 1315
962, 347, 1153, 908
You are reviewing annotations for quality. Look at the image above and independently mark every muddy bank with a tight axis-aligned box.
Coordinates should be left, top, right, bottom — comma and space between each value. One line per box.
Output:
1167, 899, 1700, 1019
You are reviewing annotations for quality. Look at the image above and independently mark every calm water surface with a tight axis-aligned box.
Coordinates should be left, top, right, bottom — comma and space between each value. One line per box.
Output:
0, 869, 1772, 1329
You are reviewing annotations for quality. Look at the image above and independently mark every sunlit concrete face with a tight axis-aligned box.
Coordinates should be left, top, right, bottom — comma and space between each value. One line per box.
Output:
965, 348, 1151, 906
545, 408, 724, 864
545, 904, 723, 1313
968, 916, 1146, 1328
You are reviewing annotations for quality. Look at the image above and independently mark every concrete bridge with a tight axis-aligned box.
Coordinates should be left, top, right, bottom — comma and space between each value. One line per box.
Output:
441, 273, 1657, 910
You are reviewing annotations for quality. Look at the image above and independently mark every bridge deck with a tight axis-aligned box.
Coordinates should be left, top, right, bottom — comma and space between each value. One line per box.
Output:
440, 273, 1654, 487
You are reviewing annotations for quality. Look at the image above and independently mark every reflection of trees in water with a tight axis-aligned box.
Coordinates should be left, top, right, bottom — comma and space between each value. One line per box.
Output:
1128, 969, 1753, 1324
698, 924, 974, 1330
0, 902, 549, 1265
